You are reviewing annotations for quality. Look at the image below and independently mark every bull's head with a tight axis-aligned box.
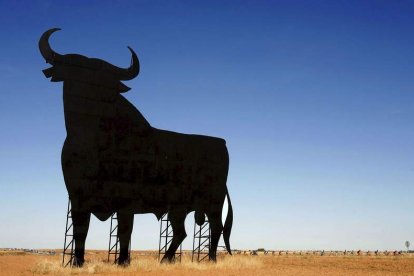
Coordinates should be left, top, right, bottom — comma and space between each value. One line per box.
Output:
39, 28, 139, 93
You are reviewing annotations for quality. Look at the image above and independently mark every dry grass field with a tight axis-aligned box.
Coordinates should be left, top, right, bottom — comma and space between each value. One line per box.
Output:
1, 250, 414, 276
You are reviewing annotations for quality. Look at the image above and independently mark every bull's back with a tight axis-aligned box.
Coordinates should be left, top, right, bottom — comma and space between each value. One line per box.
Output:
153, 129, 229, 193
154, 129, 228, 164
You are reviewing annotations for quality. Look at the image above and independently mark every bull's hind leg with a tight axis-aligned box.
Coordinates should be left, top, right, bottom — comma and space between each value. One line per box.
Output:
161, 210, 187, 263
72, 211, 91, 267
207, 210, 223, 262
117, 212, 134, 265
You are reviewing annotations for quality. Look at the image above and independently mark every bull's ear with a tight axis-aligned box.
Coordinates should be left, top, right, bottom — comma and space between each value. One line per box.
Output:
118, 82, 131, 93
42, 67, 63, 82
42, 67, 54, 78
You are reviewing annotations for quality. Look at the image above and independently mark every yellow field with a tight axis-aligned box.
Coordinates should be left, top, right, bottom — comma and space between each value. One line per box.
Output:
1, 250, 414, 275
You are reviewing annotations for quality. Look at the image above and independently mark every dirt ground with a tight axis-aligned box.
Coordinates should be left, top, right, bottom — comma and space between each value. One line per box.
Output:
1, 250, 414, 276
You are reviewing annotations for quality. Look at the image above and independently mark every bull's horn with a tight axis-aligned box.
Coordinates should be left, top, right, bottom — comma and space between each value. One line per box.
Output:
39, 28, 62, 64
108, 46, 140, 80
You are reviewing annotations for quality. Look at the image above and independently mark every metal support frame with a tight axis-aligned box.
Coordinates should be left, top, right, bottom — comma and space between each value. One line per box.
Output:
63, 202, 135, 267
108, 213, 131, 264
62, 198, 74, 267
63, 205, 223, 267
192, 215, 210, 262
158, 213, 182, 262
108, 213, 120, 263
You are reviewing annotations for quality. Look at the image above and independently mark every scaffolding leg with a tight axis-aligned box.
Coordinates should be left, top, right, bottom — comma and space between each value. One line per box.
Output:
62, 198, 74, 267
192, 215, 210, 262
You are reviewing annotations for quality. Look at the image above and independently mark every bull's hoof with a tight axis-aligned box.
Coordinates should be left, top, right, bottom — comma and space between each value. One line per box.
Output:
160, 255, 174, 264
72, 257, 84, 267
117, 258, 130, 267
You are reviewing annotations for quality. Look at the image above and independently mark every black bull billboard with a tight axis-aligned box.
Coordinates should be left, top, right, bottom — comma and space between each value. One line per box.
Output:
39, 28, 233, 266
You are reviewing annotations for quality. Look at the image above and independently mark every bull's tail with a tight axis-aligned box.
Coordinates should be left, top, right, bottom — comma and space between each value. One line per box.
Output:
223, 187, 233, 255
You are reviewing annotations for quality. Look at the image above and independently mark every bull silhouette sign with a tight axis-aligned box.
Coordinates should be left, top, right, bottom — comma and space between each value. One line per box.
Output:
39, 28, 232, 266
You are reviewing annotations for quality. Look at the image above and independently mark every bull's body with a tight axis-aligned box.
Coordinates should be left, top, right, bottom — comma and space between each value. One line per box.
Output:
64, 92, 229, 220
39, 29, 232, 266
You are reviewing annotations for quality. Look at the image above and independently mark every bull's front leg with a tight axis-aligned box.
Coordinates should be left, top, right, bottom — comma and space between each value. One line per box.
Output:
71, 211, 91, 267
117, 212, 134, 265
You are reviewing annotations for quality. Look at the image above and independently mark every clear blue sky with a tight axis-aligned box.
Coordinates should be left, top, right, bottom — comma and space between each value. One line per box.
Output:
0, 0, 413, 251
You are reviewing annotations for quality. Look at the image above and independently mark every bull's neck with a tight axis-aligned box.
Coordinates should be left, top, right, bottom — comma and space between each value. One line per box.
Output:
62, 82, 114, 139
